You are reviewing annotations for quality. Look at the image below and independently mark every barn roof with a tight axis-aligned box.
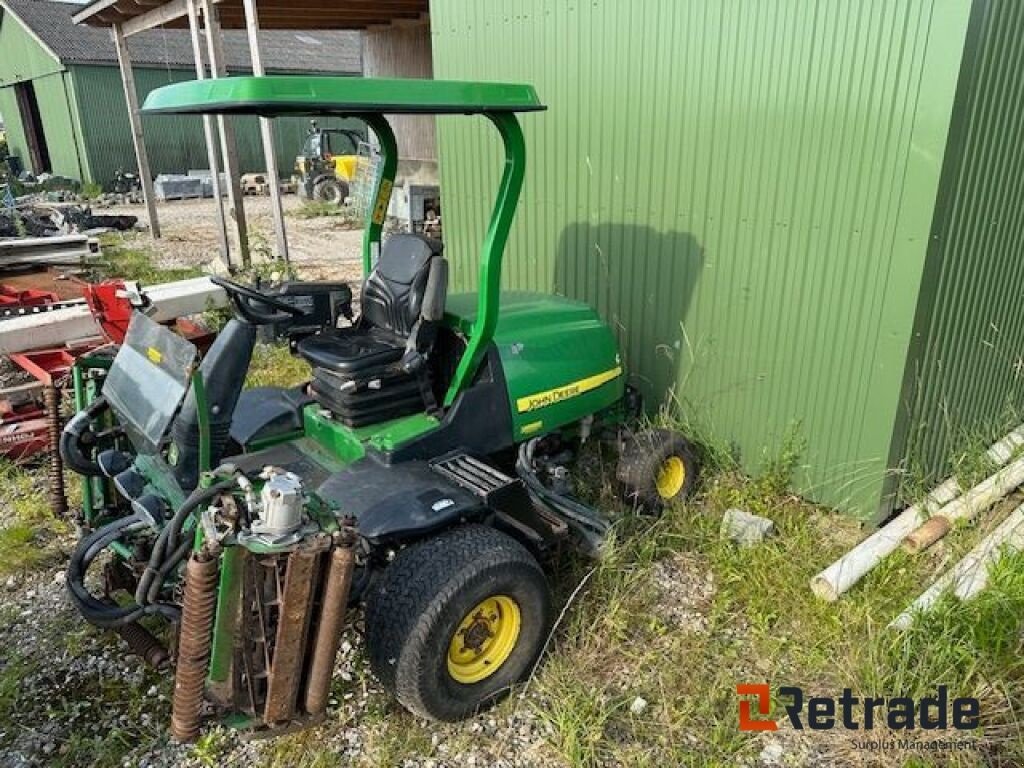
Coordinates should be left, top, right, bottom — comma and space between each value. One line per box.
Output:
0, 0, 362, 73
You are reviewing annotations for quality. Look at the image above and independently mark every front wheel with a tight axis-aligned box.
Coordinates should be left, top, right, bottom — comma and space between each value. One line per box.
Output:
365, 525, 552, 721
312, 176, 348, 206
617, 428, 700, 508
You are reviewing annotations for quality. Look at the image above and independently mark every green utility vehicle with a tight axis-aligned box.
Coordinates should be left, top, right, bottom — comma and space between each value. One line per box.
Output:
61, 76, 699, 740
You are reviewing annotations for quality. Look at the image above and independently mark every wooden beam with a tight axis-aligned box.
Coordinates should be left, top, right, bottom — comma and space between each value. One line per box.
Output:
242, 0, 289, 263
111, 24, 161, 240
76, 0, 427, 27
121, 0, 187, 36
216, 9, 423, 25
186, 0, 231, 267
202, 0, 250, 269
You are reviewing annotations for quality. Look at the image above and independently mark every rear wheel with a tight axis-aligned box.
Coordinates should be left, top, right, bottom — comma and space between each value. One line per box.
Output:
617, 428, 699, 508
365, 525, 551, 721
312, 176, 348, 206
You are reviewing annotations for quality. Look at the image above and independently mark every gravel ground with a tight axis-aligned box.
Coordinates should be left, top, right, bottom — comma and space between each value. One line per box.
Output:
0, 552, 561, 768
101, 195, 366, 283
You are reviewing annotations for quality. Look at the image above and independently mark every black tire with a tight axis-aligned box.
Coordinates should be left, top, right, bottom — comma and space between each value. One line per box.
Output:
365, 524, 552, 721
617, 428, 699, 508
312, 176, 348, 205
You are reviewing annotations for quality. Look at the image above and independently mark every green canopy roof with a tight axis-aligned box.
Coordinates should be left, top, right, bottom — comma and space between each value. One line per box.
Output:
142, 76, 545, 116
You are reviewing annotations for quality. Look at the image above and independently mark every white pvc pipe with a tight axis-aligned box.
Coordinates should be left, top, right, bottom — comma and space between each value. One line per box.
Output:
890, 503, 1024, 629
810, 425, 1024, 601
928, 453, 1024, 527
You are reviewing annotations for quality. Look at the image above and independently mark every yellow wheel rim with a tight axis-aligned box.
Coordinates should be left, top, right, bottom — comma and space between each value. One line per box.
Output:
447, 595, 521, 684
655, 456, 686, 499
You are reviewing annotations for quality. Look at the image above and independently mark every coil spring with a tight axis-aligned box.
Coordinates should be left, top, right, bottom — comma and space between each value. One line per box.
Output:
115, 621, 169, 669
170, 554, 219, 742
44, 385, 67, 517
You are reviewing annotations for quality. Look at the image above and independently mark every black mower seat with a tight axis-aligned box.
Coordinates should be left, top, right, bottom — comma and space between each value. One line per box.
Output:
298, 326, 405, 375
296, 233, 448, 427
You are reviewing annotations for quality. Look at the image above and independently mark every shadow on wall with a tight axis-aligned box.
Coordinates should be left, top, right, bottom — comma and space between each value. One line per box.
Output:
552, 222, 704, 408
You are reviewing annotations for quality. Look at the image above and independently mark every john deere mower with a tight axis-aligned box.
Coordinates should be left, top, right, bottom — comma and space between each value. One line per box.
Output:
61, 77, 699, 740
296, 120, 362, 204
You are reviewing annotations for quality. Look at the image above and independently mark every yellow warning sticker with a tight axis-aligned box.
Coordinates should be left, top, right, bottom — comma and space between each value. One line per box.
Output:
521, 420, 544, 435
146, 347, 163, 364
515, 366, 622, 413
372, 178, 393, 226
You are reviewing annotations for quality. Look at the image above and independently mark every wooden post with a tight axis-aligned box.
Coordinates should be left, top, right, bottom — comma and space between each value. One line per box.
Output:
242, 0, 289, 264
111, 24, 161, 239
186, 0, 230, 268
201, 0, 250, 268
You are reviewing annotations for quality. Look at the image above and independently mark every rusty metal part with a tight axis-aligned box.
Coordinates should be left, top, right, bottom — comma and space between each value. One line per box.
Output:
44, 384, 67, 517
304, 543, 355, 716
103, 557, 137, 596
115, 621, 169, 669
903, 516, 952, 554
170, 553, 220, 743
263, 537, 328, 725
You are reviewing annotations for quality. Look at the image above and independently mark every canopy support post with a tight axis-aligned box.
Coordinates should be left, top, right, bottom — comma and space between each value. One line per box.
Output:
186, 0, 230, 269
443, 112, 526, 406
242, 0, 289, 264
201, 0, 250, 269
358, 114, 397, 275
111, 23, 160, 239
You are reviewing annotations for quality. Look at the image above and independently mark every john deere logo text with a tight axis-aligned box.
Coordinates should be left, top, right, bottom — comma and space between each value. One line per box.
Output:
737, 684, 980, 732
515, 366, 622, 413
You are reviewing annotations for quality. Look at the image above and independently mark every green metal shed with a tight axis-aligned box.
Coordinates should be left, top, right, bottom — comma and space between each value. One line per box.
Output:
0, 0, 362, 186
430, 0, 1024, 520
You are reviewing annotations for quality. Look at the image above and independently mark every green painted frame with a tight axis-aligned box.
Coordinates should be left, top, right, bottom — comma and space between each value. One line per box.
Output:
142, 76, 541, 405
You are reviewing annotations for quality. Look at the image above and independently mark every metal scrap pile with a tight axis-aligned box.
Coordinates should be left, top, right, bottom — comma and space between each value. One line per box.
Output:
0, 197, 138, 239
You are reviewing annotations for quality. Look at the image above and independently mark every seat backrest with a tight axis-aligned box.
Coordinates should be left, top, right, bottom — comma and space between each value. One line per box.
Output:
361, 233, 445, 337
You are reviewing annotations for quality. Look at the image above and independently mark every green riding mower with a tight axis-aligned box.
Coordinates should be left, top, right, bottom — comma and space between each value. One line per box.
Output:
61, 76, 699, 740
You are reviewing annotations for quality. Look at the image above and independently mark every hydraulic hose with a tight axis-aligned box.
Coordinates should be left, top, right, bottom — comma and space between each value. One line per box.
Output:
135, 475, 239, 608
59, 397, 110, 477
516, 439, 610, 536
66, 512, 180, 628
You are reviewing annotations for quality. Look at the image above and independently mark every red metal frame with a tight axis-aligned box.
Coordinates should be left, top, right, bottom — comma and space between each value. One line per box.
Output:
0, 285, 60, 309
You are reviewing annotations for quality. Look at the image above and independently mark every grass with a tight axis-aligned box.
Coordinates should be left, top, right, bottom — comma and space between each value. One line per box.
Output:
517, 421, 1024, 767
80, 181, 103, 201
95, 236, 203, 285
0, 460, 69, 578
246, 342, 312, 388
289, 201, 363, 226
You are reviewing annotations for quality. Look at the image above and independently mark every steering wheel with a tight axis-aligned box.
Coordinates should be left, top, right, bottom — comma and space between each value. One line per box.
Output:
210, 275, 305, 325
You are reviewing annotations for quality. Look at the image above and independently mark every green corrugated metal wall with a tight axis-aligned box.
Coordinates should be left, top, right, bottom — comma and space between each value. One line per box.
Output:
0, 4, 61, 82
432, 0, 974, 518
0, 5, 83, 177
72, 66, 358, 188
31, 71, 85, 178
894, 0, 1024, 494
